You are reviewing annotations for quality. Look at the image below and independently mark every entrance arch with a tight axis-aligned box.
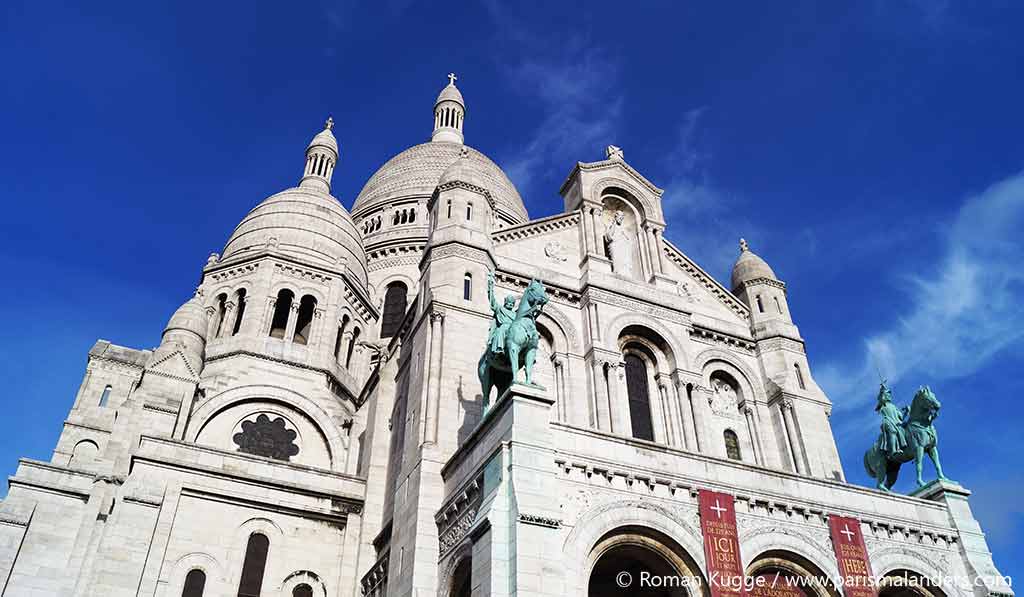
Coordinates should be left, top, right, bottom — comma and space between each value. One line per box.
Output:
588, 527, 703, 597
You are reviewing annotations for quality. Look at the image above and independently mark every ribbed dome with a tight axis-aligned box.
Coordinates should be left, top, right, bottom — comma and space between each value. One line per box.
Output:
307, 127, 338, 154
730, 239, 778, 292
222, 187, 368, 286
164, 295, 209, 339
436, 83, 465, 107
352, 142, 528, 224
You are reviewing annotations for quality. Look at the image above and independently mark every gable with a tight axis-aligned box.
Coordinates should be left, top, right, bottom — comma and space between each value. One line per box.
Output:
661, 240, 750, 326
492, 212, 583, 279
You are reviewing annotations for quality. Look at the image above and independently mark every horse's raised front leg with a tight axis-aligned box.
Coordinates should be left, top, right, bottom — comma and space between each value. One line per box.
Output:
914, 445, 926, 487
478, 355, 491, 413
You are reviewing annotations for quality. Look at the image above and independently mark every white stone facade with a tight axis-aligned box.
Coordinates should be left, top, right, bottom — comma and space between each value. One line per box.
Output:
0, 80, 1011, 597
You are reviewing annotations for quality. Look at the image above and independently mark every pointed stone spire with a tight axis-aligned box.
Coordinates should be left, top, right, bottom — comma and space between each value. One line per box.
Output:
300, 117, 339, 193
432, 73, 466, 144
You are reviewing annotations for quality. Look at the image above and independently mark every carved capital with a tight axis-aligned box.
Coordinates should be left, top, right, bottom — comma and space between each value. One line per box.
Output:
552, 356, 565, 369
289, 303, 301, 314
205, 305, 217, 316
823, 404, 832, 418
430, 311, 446, 324
743, 403, 756, 416
781, 398, 795, 412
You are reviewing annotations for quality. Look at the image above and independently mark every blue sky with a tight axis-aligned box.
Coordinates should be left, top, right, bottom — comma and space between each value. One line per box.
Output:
2, 0, 1022, 583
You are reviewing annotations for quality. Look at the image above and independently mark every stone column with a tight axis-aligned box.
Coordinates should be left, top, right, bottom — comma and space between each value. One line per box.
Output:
205, 305, 219, 340
591, 206, 604, 255
553, 356, 567, 422
423, 311, 445, 444
284, 301, 300, 342
217, 301, 236, 338
780, 399, 806, 474
586, 302, 601, 343
589, 357, 610, 431
671, 377, 695, 451
651, 227, 665, 275
656, 375, 677, 446
261, 297, 276, 336
311, 308, 326, 348
609, 361, 631, 436
638, 223, 653, 280
743, 404, 764, 465
690, 383, 713, 453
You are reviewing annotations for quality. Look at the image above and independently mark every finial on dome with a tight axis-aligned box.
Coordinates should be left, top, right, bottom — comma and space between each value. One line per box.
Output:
739, 238, 749, 253
300, 118, 340, 193
432, 73, 466, 144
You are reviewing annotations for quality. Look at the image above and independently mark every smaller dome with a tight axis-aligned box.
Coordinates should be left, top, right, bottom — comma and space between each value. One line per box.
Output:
730, 238, 778, 292
438, 151, 491, 189
164, 294, 209, 340
436, 82, 465, 107
307, 126, 338, 155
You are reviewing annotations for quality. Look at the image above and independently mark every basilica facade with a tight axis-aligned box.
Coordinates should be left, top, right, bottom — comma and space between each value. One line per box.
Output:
0, 78, 1011, 597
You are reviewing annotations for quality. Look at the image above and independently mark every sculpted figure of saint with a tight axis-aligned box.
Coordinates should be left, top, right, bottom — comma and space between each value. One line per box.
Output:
604, 210, 634, 277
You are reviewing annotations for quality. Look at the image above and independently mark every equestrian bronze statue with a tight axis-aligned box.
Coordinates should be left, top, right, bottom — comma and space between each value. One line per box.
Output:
864, 382, 952, 492
477, 271, 549, 411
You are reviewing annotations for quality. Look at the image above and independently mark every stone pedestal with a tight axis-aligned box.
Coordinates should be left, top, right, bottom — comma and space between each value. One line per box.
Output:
913, 480, 1014, 597
440, 383, 564, 597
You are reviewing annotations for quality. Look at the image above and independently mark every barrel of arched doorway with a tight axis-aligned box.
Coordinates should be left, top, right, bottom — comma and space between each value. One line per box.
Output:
588, 526, 706, 597
877, 569, 947, 597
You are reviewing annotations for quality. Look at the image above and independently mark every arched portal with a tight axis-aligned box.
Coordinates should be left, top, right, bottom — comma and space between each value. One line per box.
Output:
878, 570, 947, 597
588, 528, 701, 597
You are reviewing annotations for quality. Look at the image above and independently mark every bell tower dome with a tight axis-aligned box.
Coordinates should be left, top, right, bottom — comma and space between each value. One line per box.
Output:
300, 117, 339, 193
431, 73, 465, 144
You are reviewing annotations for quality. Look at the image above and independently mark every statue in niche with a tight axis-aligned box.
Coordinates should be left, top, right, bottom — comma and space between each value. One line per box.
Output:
604, 210, 634, 278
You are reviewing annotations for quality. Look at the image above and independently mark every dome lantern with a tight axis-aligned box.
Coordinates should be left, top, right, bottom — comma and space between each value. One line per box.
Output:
432, 73, 466, 144
300, 117, 339, 193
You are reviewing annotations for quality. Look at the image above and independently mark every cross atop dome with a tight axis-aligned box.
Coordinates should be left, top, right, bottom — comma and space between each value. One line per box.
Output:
325, 116, 334, 131
739, 238, 749, 253
447, 72, 457, 86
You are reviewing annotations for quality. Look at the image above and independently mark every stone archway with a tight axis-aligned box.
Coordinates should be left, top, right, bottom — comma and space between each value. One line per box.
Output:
587, 527, 703, 597
877, 569, 947, 597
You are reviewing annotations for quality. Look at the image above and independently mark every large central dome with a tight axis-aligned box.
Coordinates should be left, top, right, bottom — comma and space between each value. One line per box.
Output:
351, 141, 528, 225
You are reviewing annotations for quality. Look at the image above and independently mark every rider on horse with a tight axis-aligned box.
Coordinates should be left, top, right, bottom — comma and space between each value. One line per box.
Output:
486, 271, 517, 355
875, 381, 907, 459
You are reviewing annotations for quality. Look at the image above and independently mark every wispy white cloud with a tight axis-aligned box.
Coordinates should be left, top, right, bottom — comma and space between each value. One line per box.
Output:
818, 170, 1024, 415
659, 108, 757, 281
482, 2, 621, 196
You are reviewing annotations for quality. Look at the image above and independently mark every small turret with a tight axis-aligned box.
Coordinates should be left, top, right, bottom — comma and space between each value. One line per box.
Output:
731, 238, 793, 330
299, 117, 339, 193
431, 73, 465, 144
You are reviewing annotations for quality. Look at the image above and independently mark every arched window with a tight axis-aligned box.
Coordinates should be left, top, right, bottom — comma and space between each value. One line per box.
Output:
794, 363, 806, 390
182, 569, 206, 597
466, 203, 473, 221
409, 208, 416, 223
446, 199, 452, 219
724, 429, 741, 460
293, 295, 317, 345
292, 584, 314, 597
346, 327, 361, 368
237, 533, 269, 597
99, 385, 112, 407
380, 283, 408, 339
232, 289, 247, 335
623, 354, 654, 441
756, 294, 764, 313
774, 296, 783, 314
214, 293, 228, 337
269, 289, 294, 339
463, 273, 472, 301
70, 440, 99, 466
450, 557, 472, 597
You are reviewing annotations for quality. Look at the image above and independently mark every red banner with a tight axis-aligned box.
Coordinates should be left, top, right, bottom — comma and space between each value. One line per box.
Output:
828, 515, 876, 597
699, 489, 745, 597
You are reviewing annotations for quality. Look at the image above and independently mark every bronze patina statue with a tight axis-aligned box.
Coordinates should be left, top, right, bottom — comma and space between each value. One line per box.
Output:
864, 383, 952, 491
477, 271, 549, 411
